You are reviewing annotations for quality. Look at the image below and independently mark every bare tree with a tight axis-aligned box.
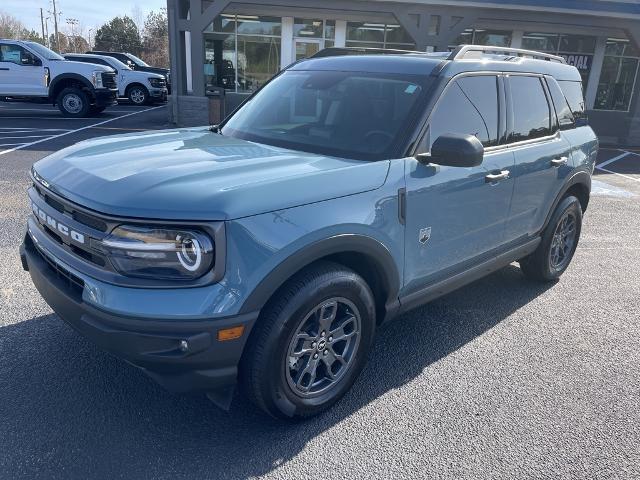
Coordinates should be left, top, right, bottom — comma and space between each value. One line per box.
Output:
141, 9, 169, 67
0, 10, 44, 43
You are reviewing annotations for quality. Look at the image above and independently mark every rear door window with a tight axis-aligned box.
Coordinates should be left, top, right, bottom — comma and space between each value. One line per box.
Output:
429, 75, 499, 148
509, 76, 552, 142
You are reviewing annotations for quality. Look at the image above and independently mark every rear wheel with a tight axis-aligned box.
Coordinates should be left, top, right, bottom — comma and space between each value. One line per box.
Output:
240, 262, 376, 419
57, 87, 90, 117
520, 195, 582, 281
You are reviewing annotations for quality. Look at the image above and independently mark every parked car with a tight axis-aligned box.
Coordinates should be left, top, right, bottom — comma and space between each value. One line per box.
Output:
0, 39, 117, 117
64, 53, 167, 105
87, 51, 171, 94
21, 45, 597, 419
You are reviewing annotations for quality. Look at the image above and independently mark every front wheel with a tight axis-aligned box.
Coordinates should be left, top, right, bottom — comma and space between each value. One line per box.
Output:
57, 87, 90, 117
239, 262, 376, 419
520, 195, 583, 282
127, 85, 149, 105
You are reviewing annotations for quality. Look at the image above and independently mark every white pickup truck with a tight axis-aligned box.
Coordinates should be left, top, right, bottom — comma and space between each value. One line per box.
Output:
0, 39, 118, 117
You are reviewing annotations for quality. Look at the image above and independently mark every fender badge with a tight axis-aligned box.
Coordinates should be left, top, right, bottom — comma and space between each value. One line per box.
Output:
419, 227, 431, 245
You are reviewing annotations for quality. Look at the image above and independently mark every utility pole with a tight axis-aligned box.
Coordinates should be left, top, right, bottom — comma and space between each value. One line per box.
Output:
52, 0, 60, 52
40, 8, 46, 45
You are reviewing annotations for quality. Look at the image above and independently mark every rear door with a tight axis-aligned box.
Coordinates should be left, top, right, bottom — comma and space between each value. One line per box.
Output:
403, 74, 515, 294
503, 74, 573, 242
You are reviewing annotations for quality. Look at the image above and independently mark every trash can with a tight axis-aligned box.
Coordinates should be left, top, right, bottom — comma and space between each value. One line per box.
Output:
206, 86, 226, 125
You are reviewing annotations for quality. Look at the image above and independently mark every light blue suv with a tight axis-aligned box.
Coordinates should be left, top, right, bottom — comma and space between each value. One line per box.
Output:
21, 45, 597, 419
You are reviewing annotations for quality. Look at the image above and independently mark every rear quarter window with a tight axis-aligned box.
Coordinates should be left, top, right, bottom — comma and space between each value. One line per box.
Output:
557, 80, 586, 121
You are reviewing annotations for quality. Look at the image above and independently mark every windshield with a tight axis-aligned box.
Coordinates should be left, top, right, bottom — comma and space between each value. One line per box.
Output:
102, 56, 130, 70
126, 53, 149, 67
221, 70, 430, 160
25, 42, 64, 61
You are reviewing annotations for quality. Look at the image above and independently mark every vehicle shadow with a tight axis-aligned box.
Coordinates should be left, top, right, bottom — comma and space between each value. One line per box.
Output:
0, 265, 554, 479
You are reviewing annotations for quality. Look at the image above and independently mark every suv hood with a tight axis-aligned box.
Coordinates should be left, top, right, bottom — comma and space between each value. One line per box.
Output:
33, 128, 390, 221
135, 65, 169, 77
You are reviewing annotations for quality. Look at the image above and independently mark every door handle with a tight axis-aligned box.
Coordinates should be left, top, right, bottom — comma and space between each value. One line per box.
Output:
551, 156, 568, 167
485, 170, 510, 183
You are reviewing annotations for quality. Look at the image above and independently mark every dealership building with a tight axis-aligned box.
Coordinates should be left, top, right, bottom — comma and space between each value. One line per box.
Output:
167, 0, 640, 145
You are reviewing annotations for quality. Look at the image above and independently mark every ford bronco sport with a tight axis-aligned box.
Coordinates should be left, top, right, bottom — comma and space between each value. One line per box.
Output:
21, 46, 597, 419
0, 40, 118, 117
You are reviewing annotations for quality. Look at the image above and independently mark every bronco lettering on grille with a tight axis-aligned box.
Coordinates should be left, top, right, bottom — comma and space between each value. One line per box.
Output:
31, 201, 86, 244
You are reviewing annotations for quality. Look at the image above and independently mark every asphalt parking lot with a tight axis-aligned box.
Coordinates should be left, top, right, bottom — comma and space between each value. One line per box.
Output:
0, 104, 639, 479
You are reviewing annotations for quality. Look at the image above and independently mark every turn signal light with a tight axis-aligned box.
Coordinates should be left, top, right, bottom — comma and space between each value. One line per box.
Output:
217, 325, 245, 341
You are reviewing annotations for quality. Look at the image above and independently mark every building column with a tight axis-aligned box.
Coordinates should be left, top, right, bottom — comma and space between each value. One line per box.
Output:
510, 31, 523, 49
585, 36, 607, 110
335, 20, 347, 47
281, 17, 294, 69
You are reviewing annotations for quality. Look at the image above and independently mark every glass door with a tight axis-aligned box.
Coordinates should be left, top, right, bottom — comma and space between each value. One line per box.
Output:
294, 39, 321, 61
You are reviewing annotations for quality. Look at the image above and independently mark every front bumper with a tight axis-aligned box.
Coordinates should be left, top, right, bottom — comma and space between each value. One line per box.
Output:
94, 88, 118, 107
20, 232, 258, 395
150, 88, 168, 102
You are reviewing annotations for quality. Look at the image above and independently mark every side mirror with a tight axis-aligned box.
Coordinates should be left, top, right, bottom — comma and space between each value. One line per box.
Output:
416, 133, 484, 167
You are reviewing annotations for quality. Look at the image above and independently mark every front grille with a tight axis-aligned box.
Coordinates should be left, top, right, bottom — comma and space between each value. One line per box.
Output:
101, 72, 117, 89
34, 183, 108, 232
30, 237, 85, 296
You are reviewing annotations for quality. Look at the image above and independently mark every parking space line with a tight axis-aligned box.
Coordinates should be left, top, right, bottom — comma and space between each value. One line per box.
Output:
0, 135, 53, 139
0, 143, 26, 147
597, 151, 630, 168
596, 165, 640, 182
0, 106, 164, 157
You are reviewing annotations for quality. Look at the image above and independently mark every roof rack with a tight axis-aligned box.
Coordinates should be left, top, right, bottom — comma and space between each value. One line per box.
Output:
311, 46, 419, 58
449, 45, 566, 64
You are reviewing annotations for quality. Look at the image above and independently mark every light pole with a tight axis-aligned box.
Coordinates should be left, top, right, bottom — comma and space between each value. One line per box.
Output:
88, 28, 94, 49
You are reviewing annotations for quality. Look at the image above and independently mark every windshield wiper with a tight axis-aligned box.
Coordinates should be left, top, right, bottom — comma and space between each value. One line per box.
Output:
209, 125, 222, 134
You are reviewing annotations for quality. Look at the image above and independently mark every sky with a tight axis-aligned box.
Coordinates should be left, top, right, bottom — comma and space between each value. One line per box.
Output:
4, 0, 166, 37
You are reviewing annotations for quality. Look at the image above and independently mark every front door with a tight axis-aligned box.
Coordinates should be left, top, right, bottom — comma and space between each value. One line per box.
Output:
294, 40, 321, 61
403, 74, 515, 295
0, 43, 46, 96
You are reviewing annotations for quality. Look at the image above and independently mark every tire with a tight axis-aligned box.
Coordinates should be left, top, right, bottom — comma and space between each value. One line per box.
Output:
239, 261, 376, 419
519, 195, 582, 282
57, 87, 90, 118
127, 85, 149, 105
89, 105, 106, 114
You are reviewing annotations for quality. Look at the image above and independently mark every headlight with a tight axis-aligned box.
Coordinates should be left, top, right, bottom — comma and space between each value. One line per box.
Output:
92, 70, 104, 88
98, 225, 214, 280
148, 77, 164, 88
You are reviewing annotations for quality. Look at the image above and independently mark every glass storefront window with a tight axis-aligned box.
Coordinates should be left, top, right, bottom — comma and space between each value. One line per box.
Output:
521, 32, 559, 53
236, 15, 281, 36
294, 18, 323, 38
605, 38, 640, 58
559, 34, 596, 54
473, 29, 511, 47
385, 24, 413, 44
237, 35, 281, 92
595, 38, 640, 112
324, 20, 335, 40
347, 22, 385, 44
450, 29, 511, 49
204, 15, 281, 93
346, 22, 415, 50
522, 32, 596, 88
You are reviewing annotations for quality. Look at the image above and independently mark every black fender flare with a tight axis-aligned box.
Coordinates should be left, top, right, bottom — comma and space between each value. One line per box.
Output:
541, 169, 591, 232
238, 234, 401, 316
49, 73, 94, 100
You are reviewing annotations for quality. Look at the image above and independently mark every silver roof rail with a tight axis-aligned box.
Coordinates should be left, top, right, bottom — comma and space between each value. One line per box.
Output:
449, 45, 566, 64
